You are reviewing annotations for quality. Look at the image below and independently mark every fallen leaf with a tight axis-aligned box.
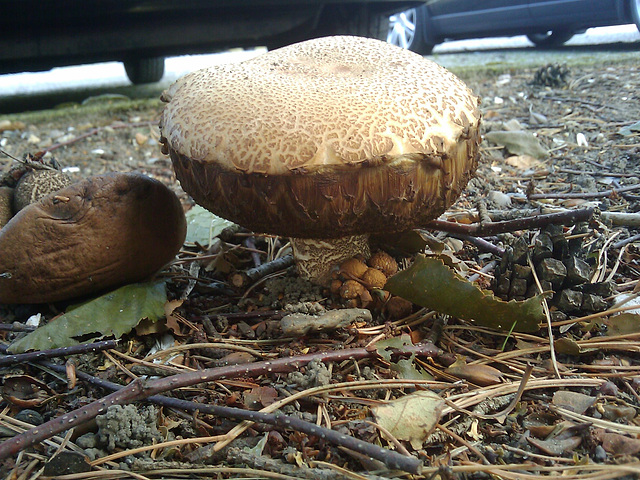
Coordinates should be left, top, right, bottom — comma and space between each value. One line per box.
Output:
527, 435, 582, 455
385, 255, 544, 332
8, 281, 167, 353
617, 120, 640, 136
372, 390, 444, 449
605, 313, 640, 336
485, 130, 548, 159
505, 154, 540, 170
375, 334, 432, 380
552, 391, 596, 414
185, 205, 235, 246
593, 428, 640, 456
1, 375, 56, 407
445, 358, 504, 386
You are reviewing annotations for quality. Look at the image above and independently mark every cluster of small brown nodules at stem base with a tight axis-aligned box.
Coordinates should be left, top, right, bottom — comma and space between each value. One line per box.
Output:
0, 156, 71, 228
493, 224, 614, 320
329, 251, 413, 320
531, 63, 570, 87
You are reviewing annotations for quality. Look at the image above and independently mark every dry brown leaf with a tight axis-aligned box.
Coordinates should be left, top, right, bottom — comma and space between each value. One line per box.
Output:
593, 428, 640, 456
445, 358, 504, 386
372, 390, 444, 450
552, 391, 596, 414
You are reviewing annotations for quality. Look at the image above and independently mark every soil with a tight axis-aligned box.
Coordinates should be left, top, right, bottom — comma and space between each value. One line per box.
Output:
0, 52, 639, 479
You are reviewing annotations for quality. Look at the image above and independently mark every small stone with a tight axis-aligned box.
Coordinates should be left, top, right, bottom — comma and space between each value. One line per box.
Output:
537, 258, 567, 289
564, 256, 592, 286
579, 281, 616, 297
509, 277, 528, 297
581, 294, 607, 312
495, 270, 511, 295
14, 409, 44, 425
134, 132, 149, 146
512, 237, 529, 265
26, 134, 41, 144
513, 264, 532, 280
43, 451, 91, 476
0, 120, 26, 132
555, 289, 583, 312
526, 280, 553, 298
532, 232, 554, 262
550, 310, 567, 322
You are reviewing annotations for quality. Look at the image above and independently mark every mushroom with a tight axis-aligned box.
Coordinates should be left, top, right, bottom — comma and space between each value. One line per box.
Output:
13, 168, 72, 212
0, 172, 186, 303
159, 36, 481, 283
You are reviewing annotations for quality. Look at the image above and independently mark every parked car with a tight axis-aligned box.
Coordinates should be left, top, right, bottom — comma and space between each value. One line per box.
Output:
0, 0, 419, 84
387, 0, 640, 54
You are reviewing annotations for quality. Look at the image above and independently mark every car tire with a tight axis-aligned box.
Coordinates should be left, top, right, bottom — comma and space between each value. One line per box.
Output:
631, 0, 640, 32
387, 6, 434, 54
527, 30, 575, 47
123, 57, 165, 84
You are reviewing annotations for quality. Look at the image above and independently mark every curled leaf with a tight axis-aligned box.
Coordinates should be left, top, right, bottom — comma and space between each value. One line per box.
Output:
385, 256, 543, 332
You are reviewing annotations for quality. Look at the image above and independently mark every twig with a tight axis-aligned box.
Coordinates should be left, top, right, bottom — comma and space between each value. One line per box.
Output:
528, 184, 640, 200
612, 234, 640, 250
557, 167, 635, 178
0, 323, 37, 332
243, 237, 263, 268
0, 339, 119, 367
0, 341, 440, 471
425, 208, 594, 236
229, 254, 294, 288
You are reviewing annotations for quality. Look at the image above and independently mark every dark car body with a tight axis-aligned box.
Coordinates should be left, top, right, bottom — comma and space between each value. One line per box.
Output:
387, 0, 640, 53
0, 0, 418, 83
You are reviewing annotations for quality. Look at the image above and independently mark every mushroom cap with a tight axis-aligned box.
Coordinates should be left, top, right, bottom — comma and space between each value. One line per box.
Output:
0, 172, 186, 304
160, 35, 481, 239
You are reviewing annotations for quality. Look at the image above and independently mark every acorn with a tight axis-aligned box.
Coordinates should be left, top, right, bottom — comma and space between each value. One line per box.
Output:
339, 257, 368, 279
339, 279, 366, 300
368, 251, 398, 277
362, 267, 387, 289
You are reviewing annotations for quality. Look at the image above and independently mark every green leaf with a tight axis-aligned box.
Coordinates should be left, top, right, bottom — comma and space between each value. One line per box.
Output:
385, 255, 543, 333
8, 282, 167, 353
375, 334, 432, 380
185, 205, 234, 245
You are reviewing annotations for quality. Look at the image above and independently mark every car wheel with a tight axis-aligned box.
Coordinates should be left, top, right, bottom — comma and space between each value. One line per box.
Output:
123, 57, 165, 84
631, 0, 640, 32
387, 6, 434, 54
527, 30, 575, 47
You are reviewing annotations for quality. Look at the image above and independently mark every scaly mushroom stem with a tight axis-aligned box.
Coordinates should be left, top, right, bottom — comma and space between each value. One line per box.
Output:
290, 234, 371, 284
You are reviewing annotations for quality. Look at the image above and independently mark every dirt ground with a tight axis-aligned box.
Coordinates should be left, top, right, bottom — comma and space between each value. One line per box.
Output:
0, 50, 639, 479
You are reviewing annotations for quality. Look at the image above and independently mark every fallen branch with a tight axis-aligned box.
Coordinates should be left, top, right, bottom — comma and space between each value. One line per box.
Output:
528, 184, 640, 200
0, 341, 441, 472
0, 339, 118, 367
425, 208, 595, 236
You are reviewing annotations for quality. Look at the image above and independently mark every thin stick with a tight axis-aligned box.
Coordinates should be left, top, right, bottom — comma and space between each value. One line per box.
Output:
424, 208, 594, 236
0, 342, 440, 472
